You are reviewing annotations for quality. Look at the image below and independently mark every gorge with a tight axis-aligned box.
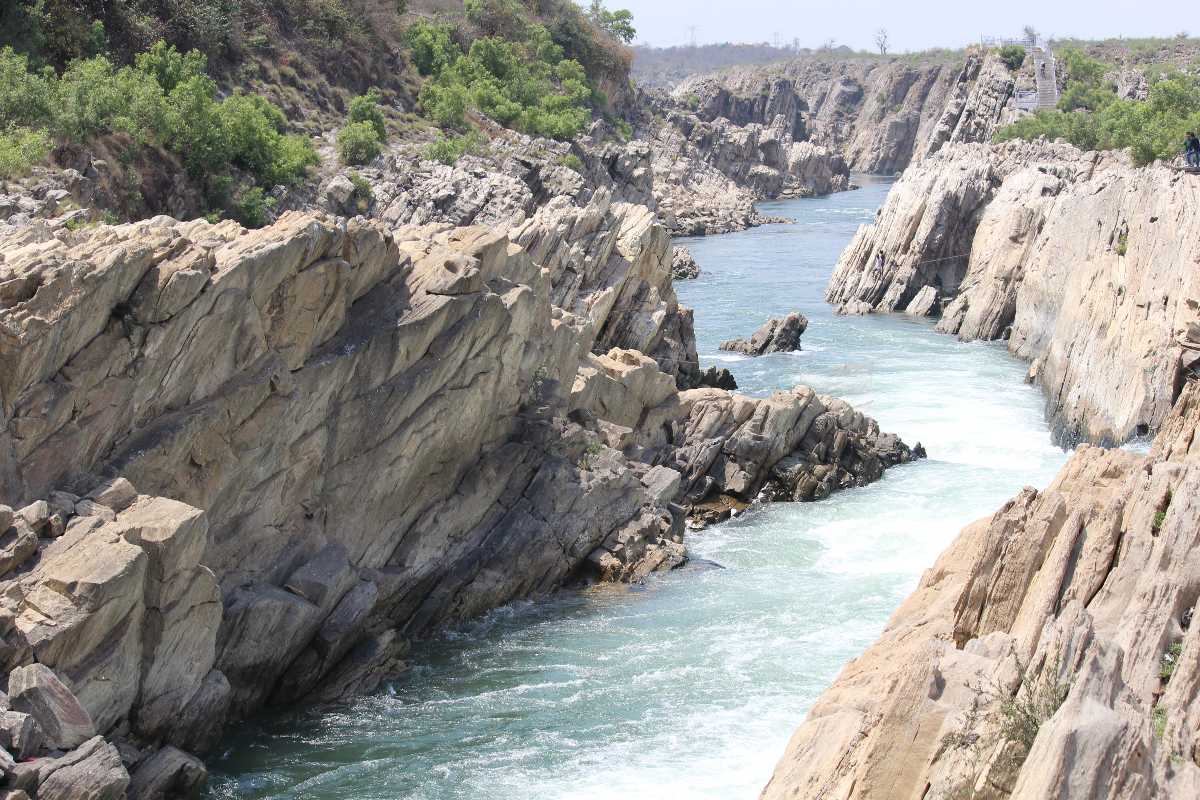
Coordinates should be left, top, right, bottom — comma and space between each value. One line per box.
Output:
1, 4, 1200, 798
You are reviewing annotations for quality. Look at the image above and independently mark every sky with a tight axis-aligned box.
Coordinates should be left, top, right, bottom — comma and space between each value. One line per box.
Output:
608, 0, 1191, 51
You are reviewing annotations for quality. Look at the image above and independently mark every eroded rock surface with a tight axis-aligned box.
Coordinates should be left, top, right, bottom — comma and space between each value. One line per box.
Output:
720, 312, 807, 356
826, 140, 1200, 444
762, 380, 1200, 800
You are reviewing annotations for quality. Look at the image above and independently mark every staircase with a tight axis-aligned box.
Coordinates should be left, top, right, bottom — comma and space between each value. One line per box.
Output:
1030, 41, 1060, 110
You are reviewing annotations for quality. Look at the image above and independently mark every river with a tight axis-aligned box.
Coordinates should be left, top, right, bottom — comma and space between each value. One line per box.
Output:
206, 177, 1070, 799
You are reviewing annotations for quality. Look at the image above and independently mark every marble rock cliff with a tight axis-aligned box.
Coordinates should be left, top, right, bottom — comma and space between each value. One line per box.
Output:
676, 52, 1021, 175
0, 186, 913, 794
762, 379, 1200, 800
827, 140, 1200, 445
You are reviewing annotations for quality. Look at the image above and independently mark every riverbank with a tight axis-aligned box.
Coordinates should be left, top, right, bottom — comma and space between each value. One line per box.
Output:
206, 182, 1068, 799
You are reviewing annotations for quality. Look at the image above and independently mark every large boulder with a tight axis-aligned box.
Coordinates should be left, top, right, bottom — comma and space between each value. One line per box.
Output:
719, 312, 808, 356
36, 736, 129, 800
7, 665, 95, 750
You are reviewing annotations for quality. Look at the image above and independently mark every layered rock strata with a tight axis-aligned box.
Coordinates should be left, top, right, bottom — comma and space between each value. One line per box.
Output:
720, 312, 808, 356
569, 349, 920, 528
762, 379, 1200, 800
671, 246, 700, 280
826, 140, 1200, 444
677, 52, 1022, 175
0, 200, 914, 794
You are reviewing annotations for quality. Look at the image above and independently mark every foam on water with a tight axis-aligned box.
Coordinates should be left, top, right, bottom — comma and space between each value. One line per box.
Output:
206, 178, 1070, 799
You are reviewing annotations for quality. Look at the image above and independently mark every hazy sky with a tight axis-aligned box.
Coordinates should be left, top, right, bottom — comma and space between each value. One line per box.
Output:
612, 1, 1190, 51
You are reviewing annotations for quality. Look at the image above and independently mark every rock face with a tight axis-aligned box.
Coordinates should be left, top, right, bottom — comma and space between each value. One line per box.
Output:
677, 52, 1023, 175
761, 380, 1200, 800
645, 104, 848, 235
0, 190, 914, 790
671, 246, 700, 280
827, 140, 1200, 444
569, 350, 921, 528
720, 312, 808, 356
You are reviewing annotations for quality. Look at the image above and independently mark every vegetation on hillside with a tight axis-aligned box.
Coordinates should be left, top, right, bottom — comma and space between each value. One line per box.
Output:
998, 44, 1026, 71
995, 46, 1200, 165
407, 1, 614, 141
0, 41, 317, 223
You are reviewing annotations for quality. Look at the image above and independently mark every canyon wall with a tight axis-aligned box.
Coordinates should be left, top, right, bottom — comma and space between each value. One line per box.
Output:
0, 134, 917, 793
762, 379, 1200, 800
826, 140, 1200, 445
676, 52, 1022, 175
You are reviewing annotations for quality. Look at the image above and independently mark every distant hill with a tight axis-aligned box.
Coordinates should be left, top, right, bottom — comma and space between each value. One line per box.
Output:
632, 43, 830, 89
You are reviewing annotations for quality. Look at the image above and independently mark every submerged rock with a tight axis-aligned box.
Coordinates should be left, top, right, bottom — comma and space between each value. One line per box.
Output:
671, 246, 701, 280
719, 312, 808, 356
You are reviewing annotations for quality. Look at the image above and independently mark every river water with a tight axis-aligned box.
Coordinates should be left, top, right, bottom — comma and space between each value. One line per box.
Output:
206, 178, 1070, 799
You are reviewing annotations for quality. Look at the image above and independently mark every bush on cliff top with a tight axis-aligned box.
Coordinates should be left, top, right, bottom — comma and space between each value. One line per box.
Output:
995, 51, 1200, 166
406, 0, 628, 142
998, 44, 1026, 71
0, 42, 317, 216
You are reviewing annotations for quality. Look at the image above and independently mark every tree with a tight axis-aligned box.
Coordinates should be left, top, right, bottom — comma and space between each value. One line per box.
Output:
586, 0, 636, 45
1023, 25, 1039, 45
874, 28, 889, 55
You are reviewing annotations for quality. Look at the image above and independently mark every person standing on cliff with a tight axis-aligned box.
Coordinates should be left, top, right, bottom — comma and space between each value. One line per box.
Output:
1186, 132, 1200, 169
873, 252, 885, 275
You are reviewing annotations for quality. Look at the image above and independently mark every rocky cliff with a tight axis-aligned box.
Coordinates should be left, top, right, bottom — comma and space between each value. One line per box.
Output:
0, 169, 916, 793
677, 52, 1023, 175
826, 140, 1200, 445
762, 378, 1200, 800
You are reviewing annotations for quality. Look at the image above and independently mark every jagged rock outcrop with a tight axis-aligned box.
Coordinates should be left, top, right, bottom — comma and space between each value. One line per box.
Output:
827, 139, 1200, 444
720, 312, 808, 356
569, 349, 921, 528
761, 380, 1200, 800
643, 103, 848, 235
0, 191, 914, 793
677, 52, 1022, 175
0, 212, 696, 781
671, 246, 700, 280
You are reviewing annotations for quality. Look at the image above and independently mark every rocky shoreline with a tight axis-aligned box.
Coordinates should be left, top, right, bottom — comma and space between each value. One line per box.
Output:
826, 139, 1200, 445
762, 379, 1200, 799
0, 149, 916, 794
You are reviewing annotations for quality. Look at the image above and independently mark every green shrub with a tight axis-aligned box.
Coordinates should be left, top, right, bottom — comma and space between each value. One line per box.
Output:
409, 3, 602, 142
586, 1, 636, 44
0, 47, 53, 128
232, 186, 275, 228
998, 45, 1026, 71
0, 126, 51, 177
347, 171, 373, 212
337, 120, 382, 165
134, 40, 207, 94
0, 40, 317, 219
405, 20, 460, 77
560, 153, 583, 172
1160, 642, 1183, 681
423, 130, 485, 164
996, 70, 1200, 166
348, 89, 387, 141
419, 82, 469, 129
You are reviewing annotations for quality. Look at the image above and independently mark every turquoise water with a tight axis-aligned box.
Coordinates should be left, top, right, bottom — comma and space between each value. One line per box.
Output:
206, 179, 1070, 799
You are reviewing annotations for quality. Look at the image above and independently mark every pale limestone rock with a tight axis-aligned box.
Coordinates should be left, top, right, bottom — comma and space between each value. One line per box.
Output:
671, 246, 700, 280
676, 52, 1017, 175
128, 745, 207, 800
761, 381, 1200, 800
719, 312, 807, 356
36, 736, 129, 800
0, 710, 43, 759
828, 139, 1199, 444
85, 478, 137, 513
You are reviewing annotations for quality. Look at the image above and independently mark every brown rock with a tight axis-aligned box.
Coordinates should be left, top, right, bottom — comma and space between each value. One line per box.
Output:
8, 665, 95, 751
